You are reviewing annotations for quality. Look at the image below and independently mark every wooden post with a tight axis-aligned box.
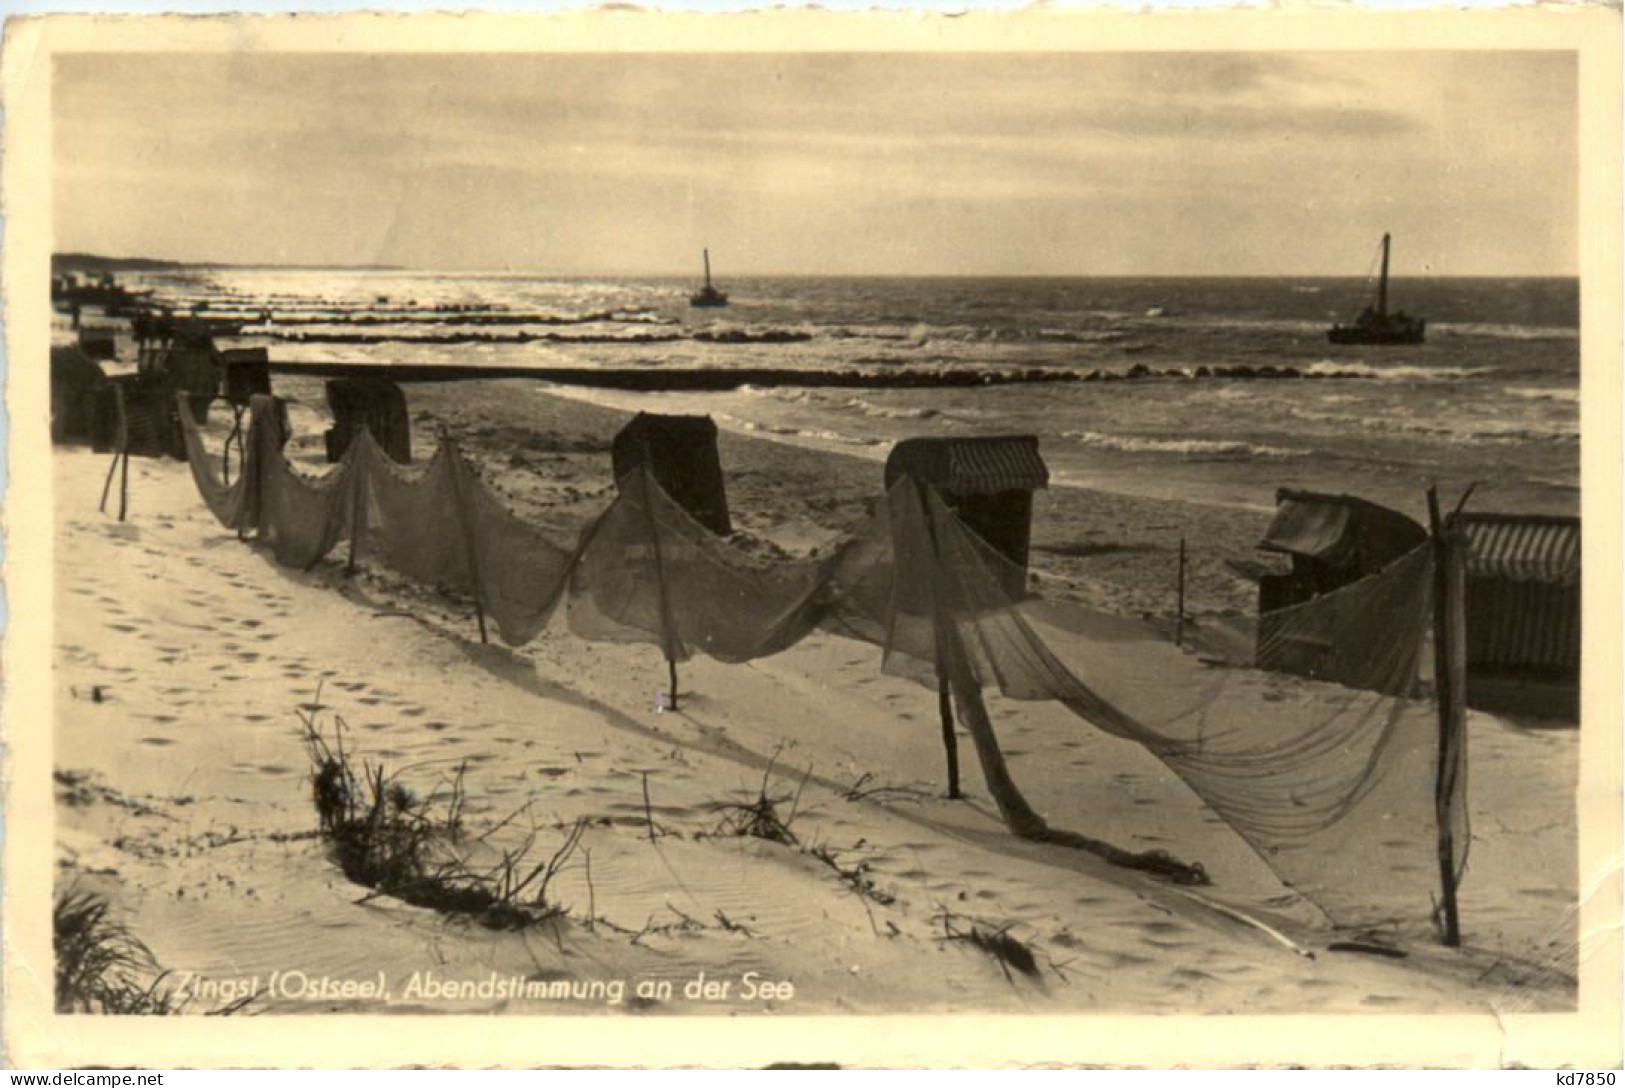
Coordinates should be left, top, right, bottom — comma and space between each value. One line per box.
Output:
1427, 486, 1464, 947
443, 433, 488, 644
223, 404, 248, 488
99, 450, 120, 513
638, 440, 681, 712
115, 385, 130, 522
1175, 536, 1187, 647
915, 480, 963, 799
938, 677, 961, 799
345, 430, 365, 578
222, 415, 234, 487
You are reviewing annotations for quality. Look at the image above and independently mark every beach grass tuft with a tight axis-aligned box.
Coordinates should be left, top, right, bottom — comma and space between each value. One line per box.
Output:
935, 909, 1044, 984
712, 752, 810, 848
298, 685, 582, 930
53, 886, 182, 1014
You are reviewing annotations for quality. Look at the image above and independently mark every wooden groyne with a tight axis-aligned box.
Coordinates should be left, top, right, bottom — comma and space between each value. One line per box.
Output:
263, 361, 1343, 391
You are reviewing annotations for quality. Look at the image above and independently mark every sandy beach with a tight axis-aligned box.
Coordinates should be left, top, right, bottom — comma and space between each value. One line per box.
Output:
52, 371, 1580, 1017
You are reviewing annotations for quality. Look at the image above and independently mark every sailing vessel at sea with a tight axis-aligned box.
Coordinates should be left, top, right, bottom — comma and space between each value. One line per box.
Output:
689, 248, 729, 308
1327, 233, 1426, 346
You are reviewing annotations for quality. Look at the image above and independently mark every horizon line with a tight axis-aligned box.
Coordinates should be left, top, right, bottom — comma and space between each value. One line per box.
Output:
53, 252, 1580, 281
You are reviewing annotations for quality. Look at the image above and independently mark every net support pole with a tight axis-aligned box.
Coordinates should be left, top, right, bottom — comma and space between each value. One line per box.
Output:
222, 415, 235, 487
345, 437, 365, 578
236, 417, 249, 539
443, 433, 489, 645
114, 385, 131, 523
1175, 536, 1187, 647
914, 479, 962, 799
937, 677, 961, 799
637, 460, 680, 711
1427, 486, 1465, 947
98, 448, 120, 513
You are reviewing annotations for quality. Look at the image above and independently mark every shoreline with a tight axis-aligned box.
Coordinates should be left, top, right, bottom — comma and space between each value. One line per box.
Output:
390, 377, 1276, 617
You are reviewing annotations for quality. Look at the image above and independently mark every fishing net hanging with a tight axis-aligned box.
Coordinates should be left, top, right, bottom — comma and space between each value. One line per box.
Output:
176, 394, 1466, 934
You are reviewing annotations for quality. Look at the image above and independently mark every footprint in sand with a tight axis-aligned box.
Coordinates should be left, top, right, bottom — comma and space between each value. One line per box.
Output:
1138, 920, 1185, 937
1518, 887, 1571, 901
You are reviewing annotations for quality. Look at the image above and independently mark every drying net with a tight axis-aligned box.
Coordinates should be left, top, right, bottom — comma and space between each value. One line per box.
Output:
828, 480, 1468, 929
567, 465, 833, 664
177, 394, 1467, 933
350, 434, 577, 644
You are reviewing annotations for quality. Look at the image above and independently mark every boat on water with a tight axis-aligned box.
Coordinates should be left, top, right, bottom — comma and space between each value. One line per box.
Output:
1327, 233, 1425, 345
689, 248, 729, 308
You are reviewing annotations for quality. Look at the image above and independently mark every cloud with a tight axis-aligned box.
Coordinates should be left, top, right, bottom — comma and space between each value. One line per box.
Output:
52, 51, 1575, 274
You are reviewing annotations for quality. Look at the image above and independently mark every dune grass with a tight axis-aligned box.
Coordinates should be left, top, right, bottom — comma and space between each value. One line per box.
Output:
298, 687, 583, 930
54, 886, 182, 1015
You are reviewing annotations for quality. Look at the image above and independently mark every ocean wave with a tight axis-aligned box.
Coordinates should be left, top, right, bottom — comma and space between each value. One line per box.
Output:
1434, 322, 1578, 342
841, 397, 940, 421
914, 325, 1127, 345
1287, 406, 1578, 444
737, 385, 824, 404
1506, 386, 1580, 403
1303, 360, 1491, 382
1063, 430, 1308, 459
721, 415, 885, 447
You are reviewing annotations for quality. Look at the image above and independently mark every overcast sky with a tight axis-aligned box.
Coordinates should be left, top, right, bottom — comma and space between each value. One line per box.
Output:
54, 51, 1576, 276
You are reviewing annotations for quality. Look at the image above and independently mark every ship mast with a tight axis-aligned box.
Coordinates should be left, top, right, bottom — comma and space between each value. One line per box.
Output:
703, 248, 713, 290
1378, 233, 1391, 317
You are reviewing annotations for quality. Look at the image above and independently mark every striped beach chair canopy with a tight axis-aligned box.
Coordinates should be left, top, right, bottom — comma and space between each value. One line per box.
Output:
883, 435, 1050, 497
1460, 513, 1580, 585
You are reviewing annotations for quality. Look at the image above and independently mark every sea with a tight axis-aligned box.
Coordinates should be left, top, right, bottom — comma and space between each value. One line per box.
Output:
115, 268, 1581, 521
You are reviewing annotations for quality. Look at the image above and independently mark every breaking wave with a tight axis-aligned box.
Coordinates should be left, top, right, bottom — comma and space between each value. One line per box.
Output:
1302, 360, 1491, 382
1063, 431, 1308, 459
1506, 386, 1580, 403
1288, 406, 1578, 445
1433, 322, 1578, 341
718, 414, 886, 448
